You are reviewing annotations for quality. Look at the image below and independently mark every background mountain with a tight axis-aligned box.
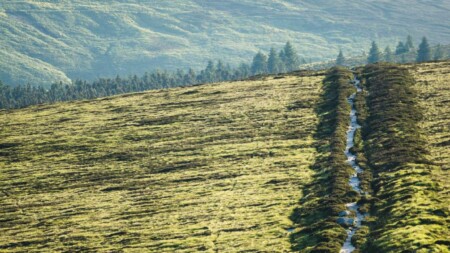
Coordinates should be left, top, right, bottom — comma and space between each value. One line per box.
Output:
1, 0, 450, 86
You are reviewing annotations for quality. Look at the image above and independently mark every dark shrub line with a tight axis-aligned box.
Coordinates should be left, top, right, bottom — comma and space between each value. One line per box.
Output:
359, 63, 449, 252
290, 67, 359, 252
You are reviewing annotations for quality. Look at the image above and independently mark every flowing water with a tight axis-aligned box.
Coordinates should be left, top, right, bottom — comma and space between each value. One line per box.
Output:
339, 78, 366, 253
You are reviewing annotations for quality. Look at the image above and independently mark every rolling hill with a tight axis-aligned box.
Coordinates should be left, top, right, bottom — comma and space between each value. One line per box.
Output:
0, 73, 324, 252
0, 61, 448, 252
1, 0, 450, 86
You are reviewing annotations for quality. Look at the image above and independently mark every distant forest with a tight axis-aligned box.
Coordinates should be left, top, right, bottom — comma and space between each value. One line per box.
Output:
0, 37, 448, 110
336, 36, 448, 66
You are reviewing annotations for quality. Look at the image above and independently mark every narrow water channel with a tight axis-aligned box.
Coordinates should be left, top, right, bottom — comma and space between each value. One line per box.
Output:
339, 78, 366, 253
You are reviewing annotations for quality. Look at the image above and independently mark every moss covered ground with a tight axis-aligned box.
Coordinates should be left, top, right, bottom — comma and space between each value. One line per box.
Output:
408, 61, 450, 207
1, 61, 449, 253
0, 74, 324, 252
290, 67, 357, 253
359, 63, 449, 252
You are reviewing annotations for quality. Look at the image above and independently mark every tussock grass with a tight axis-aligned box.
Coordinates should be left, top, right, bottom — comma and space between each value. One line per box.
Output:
0, 74, 323, 252
408, 61, 450, 207
1, 61, 448, 252
360, 63, 449, 252
290, 67, 356, 253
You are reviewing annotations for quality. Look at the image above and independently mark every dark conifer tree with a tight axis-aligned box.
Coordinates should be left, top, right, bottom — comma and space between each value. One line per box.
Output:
204, 60, 216, 82
335, 49, 345, 66
433, 44, 445, 60
405, 35, 414, 52
368, 41, 382, 63
278, 50, 286, 72
384, 46, 394, 62
268, 47, 283, 74
395, 41, 407, 55
251, 52, 268, 75
282, 42, 300, 72
237, 63, 251, 78
184, 68, 197, 84
417, 37, 431, 63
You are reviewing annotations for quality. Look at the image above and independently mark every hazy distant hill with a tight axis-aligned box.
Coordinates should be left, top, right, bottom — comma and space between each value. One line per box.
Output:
1, 0, 450, 86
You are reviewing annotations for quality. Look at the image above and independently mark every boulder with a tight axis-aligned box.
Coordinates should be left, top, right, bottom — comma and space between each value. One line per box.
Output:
339, 210, 351, 217
337, 217, 356, 227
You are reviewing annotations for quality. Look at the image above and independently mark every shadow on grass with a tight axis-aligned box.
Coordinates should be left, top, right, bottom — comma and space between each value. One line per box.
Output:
289, 67, 356, 252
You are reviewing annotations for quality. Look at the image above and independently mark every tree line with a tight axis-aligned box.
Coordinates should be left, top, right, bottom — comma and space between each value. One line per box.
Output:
1, 37, 446, 110
0, 63, 248, 109
0, 42, 302, 109
336, 35, 447, 66
251, 41, 304, 74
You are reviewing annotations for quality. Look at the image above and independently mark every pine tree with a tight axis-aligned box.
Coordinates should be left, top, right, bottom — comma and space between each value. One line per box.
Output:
278, 50, 286, 72
216, 60, 228, 80
238, 63, 251, 78
395, 41, 407, 55
405, 35, 414, 52
205, 60, 216, 82
417, 37, 431, 63
335, 49, 345, 66
282, 42, 300, 72
368, 41, 382, 63
384, 46, 394, 62
268, 47, 282, 74
433, 44, 445, 60
184, 68, 197, 84
251, 52, 268, 75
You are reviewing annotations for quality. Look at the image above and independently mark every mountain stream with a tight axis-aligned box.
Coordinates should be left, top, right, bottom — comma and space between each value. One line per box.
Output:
339, 78, 367, 253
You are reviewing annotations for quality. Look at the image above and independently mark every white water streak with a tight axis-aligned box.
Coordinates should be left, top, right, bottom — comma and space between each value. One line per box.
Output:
340, 78, 366, 253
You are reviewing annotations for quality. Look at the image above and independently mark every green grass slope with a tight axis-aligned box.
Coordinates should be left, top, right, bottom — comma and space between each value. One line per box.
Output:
0, 62, 449, 252
358, 63, 449, 252
0, 73, 324, 252
409, 61, 450, 206
290, 68, 357, 252
2, 1, 450, 86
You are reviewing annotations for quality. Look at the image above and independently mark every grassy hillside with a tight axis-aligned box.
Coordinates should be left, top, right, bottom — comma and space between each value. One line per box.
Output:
2, 0, 450, 86
0, 73, 324, 252
410, 61, 450, 214
290, 68, 357, 252
358, 64, 448, 252
0, 62, 449, 252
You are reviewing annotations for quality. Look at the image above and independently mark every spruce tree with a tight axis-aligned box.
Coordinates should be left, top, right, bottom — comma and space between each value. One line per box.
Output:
395, 41, 407, 55
268, 47, 282, 74
278, 50, 286, 72
282, 42, 300, 72
205, 60, 216, 82
238, 63, 251, 78
417, 37, 431, 63
384, 46, 394, 62
251, 52, 268, 75
184, 68, 197, 84
405, 35, 414, 52
368, 41, 382, 63
335, 49, 345, 66
433, 44, 445, 60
